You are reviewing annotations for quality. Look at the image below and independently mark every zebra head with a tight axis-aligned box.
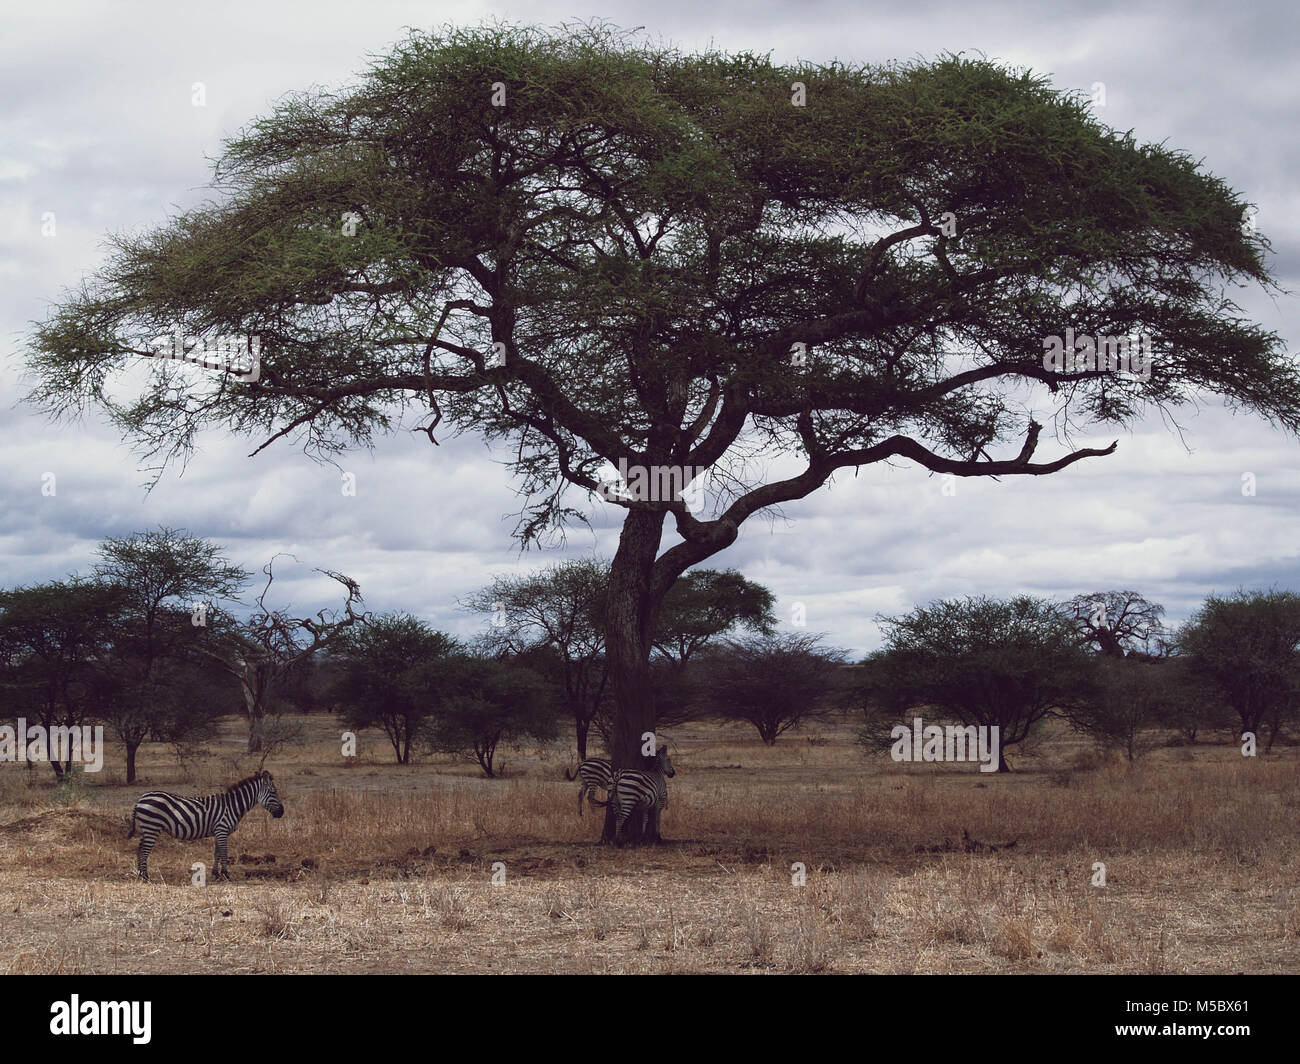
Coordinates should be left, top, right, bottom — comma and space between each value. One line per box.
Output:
258, 770, 285, 818
656, 749, 675, 778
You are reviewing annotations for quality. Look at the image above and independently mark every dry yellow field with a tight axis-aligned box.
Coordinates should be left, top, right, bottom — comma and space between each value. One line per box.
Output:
2, 716, 1298, 974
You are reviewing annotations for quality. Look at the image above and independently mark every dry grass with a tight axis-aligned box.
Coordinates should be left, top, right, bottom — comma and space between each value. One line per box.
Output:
1, 715, 1299, 973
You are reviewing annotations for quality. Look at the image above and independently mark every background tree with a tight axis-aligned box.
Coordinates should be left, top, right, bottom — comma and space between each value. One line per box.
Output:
860, 595, 1094, 772
151, 653, 244, 770
463, 559, 608, 759
201, 556, 365, 752
270, 654, 323, 716
331, 614, 461, 763
0, 580, 128, 779
1134, 651, 1233, 747
1177, 589, 1300, 753
1068, 590, 1168, 659
27, 25, 1298, 830
591, 566, 779, 740
651, 569, 776, 670
696, 632, 844, 744
93, 527, 249, 782
425, 655, 560, 777
1062, 656, 1170, 761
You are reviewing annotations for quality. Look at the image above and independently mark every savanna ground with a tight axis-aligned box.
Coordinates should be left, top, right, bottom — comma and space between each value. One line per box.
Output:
2, 715, 1298, 974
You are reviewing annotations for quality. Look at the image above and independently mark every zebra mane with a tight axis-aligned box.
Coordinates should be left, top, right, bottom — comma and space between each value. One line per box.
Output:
226, 772, 267, 793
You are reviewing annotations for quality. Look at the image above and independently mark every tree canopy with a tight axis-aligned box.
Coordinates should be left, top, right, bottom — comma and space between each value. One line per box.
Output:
697, 631, 844, 744
330, 613, 462, 763
861, 595, 1094, 771
652, 568, 776, 669
28, 24, 1293, 499
0, 579, 128, 778
93, 527, 249, 781
1178, 589, 1300, 752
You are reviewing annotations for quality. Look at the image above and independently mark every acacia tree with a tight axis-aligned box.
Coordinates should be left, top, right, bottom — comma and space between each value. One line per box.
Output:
652, 569, 776, 670
462, 559, 609, 760
0, 580, 128, 779
26, 26, 1299, 829
94, 528, 249, 782
697, 632, 844, 744
1178, 589, 1300, 753
1062, 656, 1171, 761
861, 596, 1095, 772
425, 655, 560, 777
331, 614, 460, 763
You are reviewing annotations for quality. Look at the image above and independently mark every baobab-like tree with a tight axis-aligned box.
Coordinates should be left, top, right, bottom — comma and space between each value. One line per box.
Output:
26, 25, 1299, 834
1068, 591, 1168, 659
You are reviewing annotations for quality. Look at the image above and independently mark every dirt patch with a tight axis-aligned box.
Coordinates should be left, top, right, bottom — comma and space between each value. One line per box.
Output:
0, 808, 127, 839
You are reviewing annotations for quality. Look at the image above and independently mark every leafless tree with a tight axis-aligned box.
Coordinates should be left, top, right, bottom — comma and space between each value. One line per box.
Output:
201, 556, 365, 752
1069, 591, 1168, 659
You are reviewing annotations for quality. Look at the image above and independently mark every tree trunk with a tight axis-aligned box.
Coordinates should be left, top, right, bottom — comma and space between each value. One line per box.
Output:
247, 710, 265, 754
575, 714, 589, 762
478, 733, 500, 777
1097, 629, 1125, 657
125, 739, 139, 784
600, 509, 666, 844
240, 659, 270, 753
1243, 706, 1264, 744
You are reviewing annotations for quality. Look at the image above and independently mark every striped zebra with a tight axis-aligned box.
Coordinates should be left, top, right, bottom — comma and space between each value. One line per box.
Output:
593, 750, 675, 846
127, 770, 285, 882
564, 757, 614, 816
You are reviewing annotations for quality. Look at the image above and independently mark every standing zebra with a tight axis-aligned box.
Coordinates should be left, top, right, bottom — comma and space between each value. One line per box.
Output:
127, 770, 285, 882
593, 750, 675, 846
564, 757, 614, 817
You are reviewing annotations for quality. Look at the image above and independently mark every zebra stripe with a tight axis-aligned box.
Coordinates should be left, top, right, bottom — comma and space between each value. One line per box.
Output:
128, 770, 285, 882
602, 750, 675, 845
565, 757, 614, 817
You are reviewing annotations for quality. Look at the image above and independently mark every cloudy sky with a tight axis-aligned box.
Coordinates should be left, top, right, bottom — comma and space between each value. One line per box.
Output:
2, 0, 1296, 657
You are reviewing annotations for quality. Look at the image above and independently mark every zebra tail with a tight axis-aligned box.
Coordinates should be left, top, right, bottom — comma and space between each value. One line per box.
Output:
127, 810, 136, 839
564, 766, 576, 781
587, 793, 611, 807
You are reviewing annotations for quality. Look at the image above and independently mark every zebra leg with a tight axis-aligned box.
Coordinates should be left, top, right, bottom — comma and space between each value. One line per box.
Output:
136, 832, 157, 882
213, 832, 230, 881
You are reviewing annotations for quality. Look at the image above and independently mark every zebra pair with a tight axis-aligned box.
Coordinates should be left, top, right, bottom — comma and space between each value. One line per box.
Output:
128, 770, 285, 882
571, 751, 675, 845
